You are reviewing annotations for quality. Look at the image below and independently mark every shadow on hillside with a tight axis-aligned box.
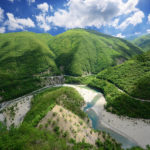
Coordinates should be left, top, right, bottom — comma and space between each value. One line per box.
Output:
130, 74, 150, 100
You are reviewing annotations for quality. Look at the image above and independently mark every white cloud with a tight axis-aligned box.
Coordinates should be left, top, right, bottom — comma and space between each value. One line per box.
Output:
47, 0, 120, 28
0, 27, 5, 33
27, 0, 35, 5
45, 0, 143, 29
111, 18, 119, 28
36, 3, 52, 31
8, 0, 14, 3
120, 0, 139, 15
147, 29, 150, 34
5, 13, 35, 31
148, 14, 150, 22
36, 13, 50, 31
118, 11, 144, 29
49, 5, 53, 12
0, 7, 4, 22
115, 33, 125, 38
37, 2, 49, 12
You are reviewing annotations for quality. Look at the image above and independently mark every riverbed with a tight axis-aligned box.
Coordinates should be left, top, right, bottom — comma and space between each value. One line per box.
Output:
64, 84, 150, 149
0, 84, 150, 148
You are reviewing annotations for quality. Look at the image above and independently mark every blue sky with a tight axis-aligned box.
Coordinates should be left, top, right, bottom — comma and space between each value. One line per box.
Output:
0, 0, 150, 38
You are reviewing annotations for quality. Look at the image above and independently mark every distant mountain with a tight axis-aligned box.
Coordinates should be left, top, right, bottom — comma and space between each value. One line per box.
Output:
0, 29, 143, 101
125, 35, 140, 41
97, 50, 150, 100
48, 29, 142, 76
132, 34, 150, 52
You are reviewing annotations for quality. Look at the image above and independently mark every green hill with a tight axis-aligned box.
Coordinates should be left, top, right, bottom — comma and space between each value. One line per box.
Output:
48, 29, 142, 76
132, 34, 150, 52
0, 87, 122, 150
0, 29, 143, 101
97, 50, 150, 100
0, 32, 58, 101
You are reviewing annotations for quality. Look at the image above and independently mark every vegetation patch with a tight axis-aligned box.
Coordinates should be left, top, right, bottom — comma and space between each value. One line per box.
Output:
49, 29, 142, 76
23, 87, 86, 126
88, 79, 150, 119
65, 75, 96, 84
97, 50, 150, 100
0, 32, 59, 102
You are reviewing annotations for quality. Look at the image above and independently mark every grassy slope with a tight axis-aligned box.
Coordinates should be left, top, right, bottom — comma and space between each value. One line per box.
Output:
23, 87, 86, 125
0, 32, 58, 101
64, 75, 150, 118
0, 87, 122, 150
0, 29, 143, 101
97, 50, 150, 100
65, 75, 96, 85
49, 29, 142, 76
132, 34, 150, 52
88, 79, 150, 119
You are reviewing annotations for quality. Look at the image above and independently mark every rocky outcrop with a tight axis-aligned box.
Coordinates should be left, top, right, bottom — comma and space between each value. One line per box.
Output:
41, 76, 65, 86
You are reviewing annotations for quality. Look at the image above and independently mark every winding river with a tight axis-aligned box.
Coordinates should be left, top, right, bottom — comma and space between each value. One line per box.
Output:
1, 83, 149, 148
65, 84, 138, 149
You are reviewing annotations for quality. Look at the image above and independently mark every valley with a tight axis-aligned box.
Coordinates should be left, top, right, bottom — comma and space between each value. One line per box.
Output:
0, 29, 150, 150
0, 83, 150, 149
1, 0, 150, 149
0, 29, 142, 102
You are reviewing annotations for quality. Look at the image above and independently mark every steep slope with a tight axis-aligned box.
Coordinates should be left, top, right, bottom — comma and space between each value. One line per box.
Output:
88, 79, 150, 119
97, 50, 150, 100
0, 30, 143, 101
0, 32, 58, 101
49, 29, 142, 76
132, 34, 150, 52
0, 87, 121, 150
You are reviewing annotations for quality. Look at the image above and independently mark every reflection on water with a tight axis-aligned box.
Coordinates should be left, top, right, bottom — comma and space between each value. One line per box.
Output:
84, 94, 101, 110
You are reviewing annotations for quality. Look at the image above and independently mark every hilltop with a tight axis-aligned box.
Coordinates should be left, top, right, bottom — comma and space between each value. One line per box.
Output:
49, 29, 142, 76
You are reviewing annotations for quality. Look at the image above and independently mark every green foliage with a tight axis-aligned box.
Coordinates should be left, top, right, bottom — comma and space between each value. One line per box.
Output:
132, 34, 150, 52
53, 126, 60, 135
0, 123, 69, 150
49, 29, 142, 76
0, 32, 59, 102
31, 103, 55, 127
97, 50, 150, 100
88, 79, 150, 119
0, 121, 147, 150
96, 139, 103, 147
0, 29, 142, 101
23, 87, 86, 126
65, 75, 96, 84
0, 77, 41, 101
72, 142, 94, 150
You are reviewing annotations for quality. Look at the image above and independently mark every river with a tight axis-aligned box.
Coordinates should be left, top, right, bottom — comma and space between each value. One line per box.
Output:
64, 84, 138, 149
0, 84, 148, 148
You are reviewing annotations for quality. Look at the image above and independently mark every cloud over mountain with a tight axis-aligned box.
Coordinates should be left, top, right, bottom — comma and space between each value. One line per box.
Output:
45, 0, 144, 29
0, 0, 149, 36
5, 13, 35, 31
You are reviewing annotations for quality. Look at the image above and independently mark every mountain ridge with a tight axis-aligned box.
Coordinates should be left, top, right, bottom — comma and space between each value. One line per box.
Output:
0, 29, 143, 101
48, 29, 142, 76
